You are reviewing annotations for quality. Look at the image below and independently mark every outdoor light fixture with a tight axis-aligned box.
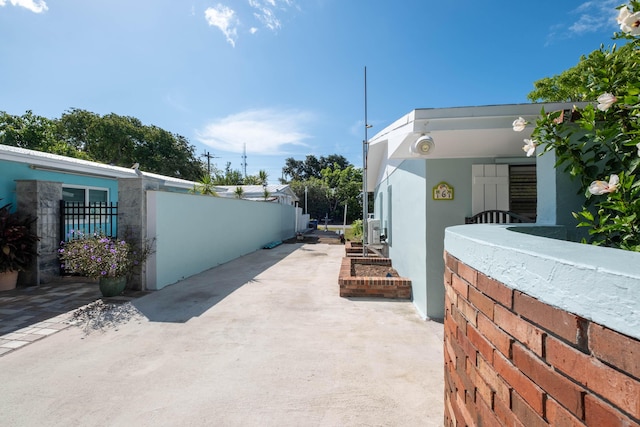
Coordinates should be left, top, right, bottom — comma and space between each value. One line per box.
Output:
410, 135, 435, 155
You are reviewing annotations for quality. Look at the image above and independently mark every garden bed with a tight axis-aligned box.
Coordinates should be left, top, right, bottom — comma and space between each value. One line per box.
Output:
345, 241, 378, 256
338, 257, 411, 299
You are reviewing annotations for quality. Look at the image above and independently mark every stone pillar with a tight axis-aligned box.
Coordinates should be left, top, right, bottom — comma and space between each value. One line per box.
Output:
15, 180, 63, 285
118, 177, 160, 290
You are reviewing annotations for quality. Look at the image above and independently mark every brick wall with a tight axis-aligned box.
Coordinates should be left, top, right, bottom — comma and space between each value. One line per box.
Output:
443, 251, 640, 427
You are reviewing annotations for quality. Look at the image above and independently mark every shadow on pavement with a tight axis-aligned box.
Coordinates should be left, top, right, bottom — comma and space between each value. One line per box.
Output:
132, 243, 301, 323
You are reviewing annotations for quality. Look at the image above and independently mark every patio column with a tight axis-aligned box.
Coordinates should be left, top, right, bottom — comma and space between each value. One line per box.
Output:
117, 177, 160, 291
15, 180, 63, 286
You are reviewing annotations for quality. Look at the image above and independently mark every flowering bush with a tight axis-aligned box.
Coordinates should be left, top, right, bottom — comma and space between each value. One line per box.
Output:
514, 2, 640, 251
59, 231, 145, 278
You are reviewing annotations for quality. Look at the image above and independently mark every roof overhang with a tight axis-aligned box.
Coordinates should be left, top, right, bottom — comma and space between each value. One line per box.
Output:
367, 102, 586, 190
0, 144, 197, 190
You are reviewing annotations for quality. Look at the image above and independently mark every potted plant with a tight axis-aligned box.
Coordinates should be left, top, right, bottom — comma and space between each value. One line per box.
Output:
58, 230, 150, 297
0, 201, 39, 291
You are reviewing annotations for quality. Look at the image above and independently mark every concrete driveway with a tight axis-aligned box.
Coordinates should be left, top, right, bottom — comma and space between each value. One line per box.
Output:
0, 243, 444, 427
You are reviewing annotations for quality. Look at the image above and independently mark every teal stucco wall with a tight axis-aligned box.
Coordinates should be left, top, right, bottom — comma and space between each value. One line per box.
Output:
0, 159, 118, 207
146, 191, 296, 290
374, 157, 491, 320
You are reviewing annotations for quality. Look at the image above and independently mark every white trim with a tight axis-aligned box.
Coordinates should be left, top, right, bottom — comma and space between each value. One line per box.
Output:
0, 144, 197, 190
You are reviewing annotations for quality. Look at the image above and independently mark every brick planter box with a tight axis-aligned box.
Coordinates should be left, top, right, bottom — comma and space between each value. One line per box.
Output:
345, 241, 377, 257
338, 257, 411, 299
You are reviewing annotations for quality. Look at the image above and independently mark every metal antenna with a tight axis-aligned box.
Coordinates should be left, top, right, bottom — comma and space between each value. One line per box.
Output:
362, 66, 370, 257
241, 143, 248, 178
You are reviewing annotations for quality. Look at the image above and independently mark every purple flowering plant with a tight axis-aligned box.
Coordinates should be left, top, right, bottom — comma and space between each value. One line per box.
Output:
58, 230, 145, 279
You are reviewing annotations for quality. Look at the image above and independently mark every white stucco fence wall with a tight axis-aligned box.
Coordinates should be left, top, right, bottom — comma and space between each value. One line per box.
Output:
444, 224, 640, 340
146, 191, 296, 290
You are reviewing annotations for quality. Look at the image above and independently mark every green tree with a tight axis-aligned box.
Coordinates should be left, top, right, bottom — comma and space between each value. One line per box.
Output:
3, 108, 207, 181
242, 170, 268, 185
321, 163, 363, 223
281, 154, 350, 183
189, 174, 219, 196
234, 186, 244, 198
212, 162, 244, 185
524, 2, 640, 251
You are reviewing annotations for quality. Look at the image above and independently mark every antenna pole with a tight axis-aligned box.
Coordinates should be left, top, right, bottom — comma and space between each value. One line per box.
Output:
362, 67, 369, 256
241, 143, 248, 178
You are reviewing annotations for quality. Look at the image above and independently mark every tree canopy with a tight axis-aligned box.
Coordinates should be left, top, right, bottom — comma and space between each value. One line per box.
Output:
524, 3, 640, 251
0, 108, 207, 181
281, 154, 351, 182
282, 154, 364, 223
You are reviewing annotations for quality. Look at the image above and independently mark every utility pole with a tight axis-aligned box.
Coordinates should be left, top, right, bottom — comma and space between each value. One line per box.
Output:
201, 151, 219, 175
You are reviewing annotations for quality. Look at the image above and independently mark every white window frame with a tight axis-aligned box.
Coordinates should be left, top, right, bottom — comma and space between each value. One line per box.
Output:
62, 185, 111, 224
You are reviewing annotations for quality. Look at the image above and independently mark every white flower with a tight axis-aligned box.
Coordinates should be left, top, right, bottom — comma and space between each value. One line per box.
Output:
617, 6, 640, 36
522, 139, 537, 157
512, 117, 528, 132
589, 174, 619, 196
596, 93, 617, 111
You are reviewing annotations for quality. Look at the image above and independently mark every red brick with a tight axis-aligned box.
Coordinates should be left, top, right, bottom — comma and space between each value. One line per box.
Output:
588, 323, 640, 380
458, 261, 478, 287
457, 294, 478, 327
468, 324, 495, 365
444, 251, 458, 273
476, 273, 512, 309
512, 342, 584, 418
494, 350, 545, 416
546, 335, 640, 420
451, 305, 468, 334
477, 354, 510, 406
514, 291, 587, 346
511, 391, 547, 427
456, 387, 474, 427
450, 333, 467, 373
444, 266, 453, 287
475, 390, 503, 427
458, 326, 478, 365
477, 312, 512, 358
469, 286, 495, 320
444, 282, 455, 304
494, 305, 545, 356
546, 397, 585, 427
451, 273, 469, 299
493, 394, 526, 427
584, 394, 640, 427
467, 357, 492, 407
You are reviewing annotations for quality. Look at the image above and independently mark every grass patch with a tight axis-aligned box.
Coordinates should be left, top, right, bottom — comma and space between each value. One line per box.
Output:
326, 225, 360, 242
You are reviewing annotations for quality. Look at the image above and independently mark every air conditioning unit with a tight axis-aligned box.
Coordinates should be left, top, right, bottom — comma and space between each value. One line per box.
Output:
368, 219, 381, 244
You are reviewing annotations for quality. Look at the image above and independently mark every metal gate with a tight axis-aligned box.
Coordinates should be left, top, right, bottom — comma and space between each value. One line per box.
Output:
59, 200, 118, 242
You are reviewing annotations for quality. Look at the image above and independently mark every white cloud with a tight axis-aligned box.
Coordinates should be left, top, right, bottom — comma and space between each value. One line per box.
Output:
204, 0, 298, 45
250, 0, 282, 31
196, 108, 314, 155
0, 0, 48, 13
204, 4, 239, 47
568, 0, 619, 35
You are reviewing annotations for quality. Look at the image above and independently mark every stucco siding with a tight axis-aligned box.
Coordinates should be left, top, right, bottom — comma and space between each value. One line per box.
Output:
146, 191, 295, 290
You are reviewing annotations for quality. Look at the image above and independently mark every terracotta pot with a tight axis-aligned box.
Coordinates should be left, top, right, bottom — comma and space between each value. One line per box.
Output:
0, 270, 19, 291
98, 276, 126, 297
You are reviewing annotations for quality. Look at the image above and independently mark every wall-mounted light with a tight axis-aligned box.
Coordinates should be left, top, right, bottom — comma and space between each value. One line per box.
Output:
410, 135, 435, 156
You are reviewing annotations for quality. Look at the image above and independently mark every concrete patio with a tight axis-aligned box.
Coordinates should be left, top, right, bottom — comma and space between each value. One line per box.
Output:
0, 242, 444, 426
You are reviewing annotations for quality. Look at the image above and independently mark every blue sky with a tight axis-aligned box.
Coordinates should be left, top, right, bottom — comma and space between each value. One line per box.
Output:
0, 0, 624, 183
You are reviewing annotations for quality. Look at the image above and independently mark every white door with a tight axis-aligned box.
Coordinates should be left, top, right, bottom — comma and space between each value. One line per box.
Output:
471, 164, 509, 215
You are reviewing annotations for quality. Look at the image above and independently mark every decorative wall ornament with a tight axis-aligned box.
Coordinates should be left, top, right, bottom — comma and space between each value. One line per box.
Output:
433, 182, 454, 200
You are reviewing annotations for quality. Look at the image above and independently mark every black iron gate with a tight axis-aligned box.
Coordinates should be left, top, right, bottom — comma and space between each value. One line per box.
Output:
59, 200, 118, 242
